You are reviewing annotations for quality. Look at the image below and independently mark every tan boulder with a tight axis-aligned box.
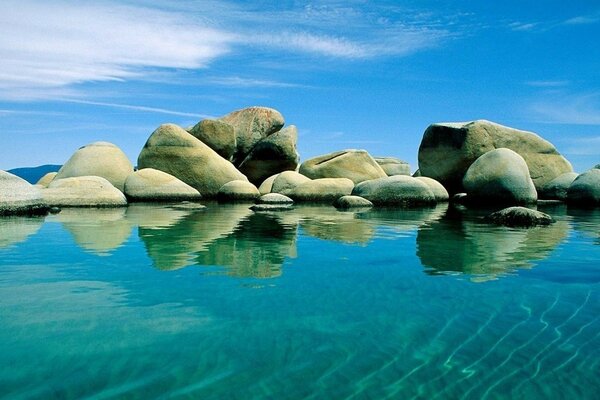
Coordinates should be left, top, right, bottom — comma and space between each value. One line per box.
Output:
374, 157, 411, 176
54, 142, 134, 192
258, 173, 280, 194
124, 168, 201, 201
271, 171, 311, 195
188, 119, 236, 161
137, 124, 248, 197
0, 171, 48, 215
217, 180, 260, 202
415, 177, 449, 201
299, 149, 387, 184
289, 178, 354, 202
418, 120, 573, 193
43, 176, 127, 207
352, 175, 436, 206
36, 172, 57, 187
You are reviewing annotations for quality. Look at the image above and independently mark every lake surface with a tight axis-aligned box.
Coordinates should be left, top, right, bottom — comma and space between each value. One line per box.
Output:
0, 202, 598, 399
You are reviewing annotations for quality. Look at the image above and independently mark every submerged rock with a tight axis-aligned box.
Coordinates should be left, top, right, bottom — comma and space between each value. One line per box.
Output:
463, 148, 537, 205
299, 149, 387, 184
124, 168, 201, 202
137, 124, 248, 197
352, 175, 436, 206
0, 171, 49, 216
55, 141, 134, 192
484, 206, 554, 227
418, 120, 573, 193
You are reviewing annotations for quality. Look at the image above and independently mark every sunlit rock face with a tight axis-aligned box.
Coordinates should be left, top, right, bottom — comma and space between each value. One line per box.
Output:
418, 120, 573, 193
300, 150, 386, 184
0, 171, 48, 216
137, 124, 247, 197
124, 168, 201, 202
416, 206, 568, 281
43, 176, 127, 207
54, 142, 133, 192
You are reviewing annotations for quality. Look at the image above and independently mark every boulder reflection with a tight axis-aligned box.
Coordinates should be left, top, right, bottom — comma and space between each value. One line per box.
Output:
417, 206, 569, 281
0, 216, 44, 249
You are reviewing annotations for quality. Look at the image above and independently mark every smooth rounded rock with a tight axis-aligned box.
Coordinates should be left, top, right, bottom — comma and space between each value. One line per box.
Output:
333, 195, 373, 209
258, 173, 279, 195
271, 171, 311, 195
36, 172, 57, 187
0, 171, 49, 216
299, 149, 386, 184
289, 178, 354, 202
188, 119, 236, 161
374, 157, 411, 176
567, 169, 600, 206
418, 120, 573, 193
485, 206, 554, 227
55, 142, 134, 192
257, 193, 293, 204
415, 177, 449, 201
217, 180, 260, 202
463, 148, 537, 205
137, 124, 248, 197
43, 176, 127, 207
219, 106, 285, 164
538, 172, 578, 201
352, 175, 436, 206
124, 168, 201, 202
238, 125, 300, 185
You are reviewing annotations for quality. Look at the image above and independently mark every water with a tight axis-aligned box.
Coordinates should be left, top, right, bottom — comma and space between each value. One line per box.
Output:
0, 202, 598, 399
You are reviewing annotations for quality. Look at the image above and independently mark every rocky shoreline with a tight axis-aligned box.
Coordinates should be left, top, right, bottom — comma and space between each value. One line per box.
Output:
2, 106, 599, 222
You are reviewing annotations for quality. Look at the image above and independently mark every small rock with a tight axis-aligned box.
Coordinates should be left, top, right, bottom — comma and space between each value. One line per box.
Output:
333, 195, 373, 209
257, 193, 294, 204
250, 204, 294, 212
217, 180, 260, 202
484, 206, 554, 227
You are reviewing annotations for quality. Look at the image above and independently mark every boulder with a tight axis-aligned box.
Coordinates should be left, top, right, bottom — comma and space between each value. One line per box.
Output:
299, 149, 387, 184
418, 120, 573, 193
219, 106, 285, 163
124, 168, 201, 202
352, 175, 436, 206
258, 173, 279, 195
238, 125, 300, 185
42, 176, 127, 207
567, 169, 600, 206
374, 157, 411, 176
271, 171, 311, 195
217, 180, 260, 202
137, 124, 248, 197
333, 195, 373, 209
538, 172, 578, 201
289, 178, 354, 202
415, 177, 449, 201
188, 119, 236, 161
55, 141, 134, 192
463, 148, 537, 205
484, 206, 554, 227
0, 171, 49, 216
36, 172, 57, 187
257, 193, 294, 204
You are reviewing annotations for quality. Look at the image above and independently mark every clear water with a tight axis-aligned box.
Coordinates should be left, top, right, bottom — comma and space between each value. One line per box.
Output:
0, 202, 598, 399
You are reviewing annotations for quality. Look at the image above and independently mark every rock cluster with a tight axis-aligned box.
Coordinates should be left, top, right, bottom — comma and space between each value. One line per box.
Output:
3, 107, 598, 215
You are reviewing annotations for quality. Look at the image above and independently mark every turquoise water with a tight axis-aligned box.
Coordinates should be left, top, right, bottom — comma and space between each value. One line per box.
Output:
0, 203, 598, 399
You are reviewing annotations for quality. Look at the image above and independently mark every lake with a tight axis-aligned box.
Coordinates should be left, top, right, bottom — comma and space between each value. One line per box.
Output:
0, 202, 598, 399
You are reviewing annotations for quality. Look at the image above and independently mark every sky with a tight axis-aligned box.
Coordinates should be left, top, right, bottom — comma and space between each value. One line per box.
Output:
1, 0, 599, 173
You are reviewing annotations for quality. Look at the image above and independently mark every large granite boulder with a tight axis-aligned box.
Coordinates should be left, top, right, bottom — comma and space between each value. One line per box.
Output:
238, 125, 300, 185
124, 168, 201, 202
289, 178, 354, 202
43, 176, 127, 207
374, 157, 411, 176
352, 175, 436, 206
137, 124, 248, 197
0, 171, 49, 215
567, 169, 600, 206
538, 172, 579, 201
54, 142, 134, 192
462, 148, 537, 205
418, 120, 573, 193
415, 177, 449, 201
271, 171, 311, 195
485, 206, 554, 227
36, 172, 57, 187
299, 149, 387, 184
217, 180, 260, 202
219, 106, 285, 164
188, 119, 236, 161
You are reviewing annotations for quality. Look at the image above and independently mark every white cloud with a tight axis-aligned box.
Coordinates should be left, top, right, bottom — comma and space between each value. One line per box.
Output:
562, 14, 600, 25
529, 92, 600, 125
525, 80, 570, 88
205, 76, 306, 88
57, 99, 212, 119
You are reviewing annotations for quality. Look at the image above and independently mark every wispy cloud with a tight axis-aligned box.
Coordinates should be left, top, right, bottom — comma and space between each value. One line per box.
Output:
562, 14, 600, 25
525, 80, 570, 88
529, 92, 600, 125
57, 99, 212, 119
508, 22, 539, 32
205, 76, 306, 88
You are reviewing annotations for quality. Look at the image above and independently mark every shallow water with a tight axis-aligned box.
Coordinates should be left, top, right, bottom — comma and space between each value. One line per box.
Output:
0, 202, 598, 399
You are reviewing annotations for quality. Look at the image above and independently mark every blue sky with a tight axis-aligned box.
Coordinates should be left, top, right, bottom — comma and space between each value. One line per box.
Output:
1, 0, 599, 172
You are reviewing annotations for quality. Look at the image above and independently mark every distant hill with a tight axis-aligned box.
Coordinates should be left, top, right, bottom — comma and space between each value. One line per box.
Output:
7, 164, 62, 184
